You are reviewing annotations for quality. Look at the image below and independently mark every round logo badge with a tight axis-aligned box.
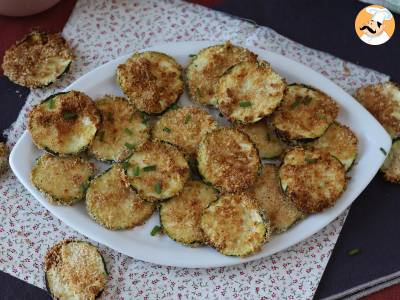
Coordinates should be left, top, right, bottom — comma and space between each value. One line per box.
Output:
355, 5, 395, 45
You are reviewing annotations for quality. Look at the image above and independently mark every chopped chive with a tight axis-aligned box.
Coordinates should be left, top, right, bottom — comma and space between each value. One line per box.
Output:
239, 101, 252, 108
125, 142, 135, 150
154, 182, 162, 194
63, 112, 77, 120
140, 112, 149, 125
48, 98, 55, 109
124, 128, 133, 135
380, 147, 387, 155
80, 182, 89, 193
348, 248, 361, 256
184, 115, 191, 124
121, 161, 130, 170
150, 225, 162, 236
133, 166, 140, 176
169, 103, 179, 110
107, 112, 114, 122
305, 157, 318, 164
303, 96, 313, 105
98, 131, 105, 142
290, 99, 300, 109
163, 127, 171, 133
143, 165, 156, 172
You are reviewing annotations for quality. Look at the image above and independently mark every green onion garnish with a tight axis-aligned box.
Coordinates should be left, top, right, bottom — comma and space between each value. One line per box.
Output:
163, 127, 171, 133
140, 112, 149, 125
380, 147, 387, 155
143, 165, 156, 172
154, 182, 162, 194
124, 128, 133, 135
125, 143, 135, 150
133, 166, 140, 176
305, 157, 318, 164
48, 98, 55, 109
121, 161, 130, 170
169, 103, 179, 110
184, 115, 191, 124
348, 248, 361, 256
290, 99, 300, 109
63, 112, 77, 120
150, 225, 162, 236
303, 96, 313, 105
80, 182, 89, 193
239, 101, 252, 108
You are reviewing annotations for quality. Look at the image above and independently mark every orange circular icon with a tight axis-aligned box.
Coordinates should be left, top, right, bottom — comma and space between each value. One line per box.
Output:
355, 5, 395, 45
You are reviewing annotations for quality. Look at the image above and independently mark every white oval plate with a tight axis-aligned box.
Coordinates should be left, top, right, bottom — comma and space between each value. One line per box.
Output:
10, 41, 391, 268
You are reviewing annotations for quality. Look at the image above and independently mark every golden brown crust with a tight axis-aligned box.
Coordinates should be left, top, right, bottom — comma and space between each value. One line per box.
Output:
197, 128, 261, 193
279, 147, 347, 213
88, 95, 150, 162
381, 140, 400, 183
354, 81, 400, 138
272, 84, 339, 140
217, 60, 285, 123
2, 30, 73, 88
0, 142, 9, 175
152, 106, 218, 155
116, 51, 184, 114
186, 41, 258, 106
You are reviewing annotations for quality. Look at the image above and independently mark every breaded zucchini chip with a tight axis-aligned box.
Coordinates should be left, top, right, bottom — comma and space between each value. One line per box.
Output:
200, 193, 270, 256
186, 41, 257, 106
279, 147, 347, 213
0, 142, 9, 175
197, 128, 260, 193
273, 84, 339, 140
28, 91, 100, 155
381, 140, 400, 183
45, 240, 107, 300
250, 164, 303, 233
125, 141, 190, 202
152, 106, 218, 155
354, 81, 400, 138
312, 122, 358, 171
89, 95, 149, 162
236, 119, 286, 159
31, 154, 95, 205
217, 60, 285, 123
86, 165, 155, 230
160, 180, 218, 246
116, 51, 184, 114
2, 30, 73, 88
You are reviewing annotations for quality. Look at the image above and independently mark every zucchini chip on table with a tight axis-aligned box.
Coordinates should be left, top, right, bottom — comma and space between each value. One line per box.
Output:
312, 122, 358, 171
89, 95, 149, 162
354, 81, 400, 138
116, 51, 184, 114
160, 180, 218, 246
200, 193, 270, 257
250, 164, 304, 233
31, 154, 95, 205
217, 60, 285, 124
273, 84, 338, 140
236, 119, 286, 159
2, 30, 73, 88
152, 106, 218, 155
28, 91, 100, 155
45, 240, 107, 300
381, 140, 400, 183
197, 128, 261, 193
86, 165, 155, 230
125, 141, 190, 202
279, 147, 347, 213
186, 41, 257, 106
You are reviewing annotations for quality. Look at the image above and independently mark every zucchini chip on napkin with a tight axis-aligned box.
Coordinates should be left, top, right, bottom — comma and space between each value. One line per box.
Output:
152, 106, 218, 155
200, 193, 270, 257
28, 91, 100, 155
89, 95, 149, 162
217, 60, 285, 124
125, 141, 190, 202
381, 139, 400, 183
186, 41, 257, 106
86, 165, 155, 230
31, 154, 95, 205
45, 240, 107, 300
160, 180, 218, 246
117, 51, 184, 114
273, 84, 338, 140
279, 147, 347, 213
2, 30, 73, 88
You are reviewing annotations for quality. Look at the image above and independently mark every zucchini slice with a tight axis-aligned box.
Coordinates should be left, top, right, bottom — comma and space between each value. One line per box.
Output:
160, 180, 218, 246
186, 41, 257, 106
250, 164, 304, 233
217, 60, 285, 123
31, 154, 95, 205
354, 81, 400, 138
28, 91, 100, 155
89, 95, 150, 162
45, 240, 107, 300
381, 140, 400, 183
236, 119, 286, 159
272, 84, 339, 140
279, 147, 347, 213
86, 165, 155, 230
197, 128, 260, 193
0, 142, 9, 175
152, 106, 218, 155
116, 51, 184, 114
311, 122, 358, 171
125, 141, 190, 202
200, 193, 270, 256
2, 30, 73, 88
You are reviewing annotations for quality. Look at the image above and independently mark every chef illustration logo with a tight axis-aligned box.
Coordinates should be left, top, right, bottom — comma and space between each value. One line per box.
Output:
355, 5, 395, 45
